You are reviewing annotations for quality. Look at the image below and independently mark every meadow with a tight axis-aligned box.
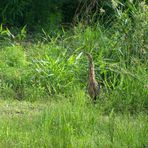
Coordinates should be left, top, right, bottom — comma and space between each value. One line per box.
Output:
0, 1, 148, 147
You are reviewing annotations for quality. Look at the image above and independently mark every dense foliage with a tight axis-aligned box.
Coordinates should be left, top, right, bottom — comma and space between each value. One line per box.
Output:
0, 1, 148, 113
0, 0, 131, 31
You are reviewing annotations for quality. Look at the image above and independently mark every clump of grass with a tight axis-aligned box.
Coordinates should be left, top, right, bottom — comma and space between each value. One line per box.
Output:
0, 46, 27, 99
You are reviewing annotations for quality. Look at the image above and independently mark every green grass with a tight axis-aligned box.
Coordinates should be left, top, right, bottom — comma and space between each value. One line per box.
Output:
0, 2, 148, 147
0, 94, 147, 148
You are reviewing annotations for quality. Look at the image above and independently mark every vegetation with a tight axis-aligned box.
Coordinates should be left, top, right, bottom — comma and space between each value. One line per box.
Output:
0, 98, 147, 147
0, 0, 148, 147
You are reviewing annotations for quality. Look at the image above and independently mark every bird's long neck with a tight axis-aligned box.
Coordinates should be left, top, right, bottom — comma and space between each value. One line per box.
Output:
85, 53, 95, 81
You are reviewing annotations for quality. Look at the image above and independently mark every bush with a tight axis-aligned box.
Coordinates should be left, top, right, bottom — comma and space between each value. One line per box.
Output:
0, 46, 29, 99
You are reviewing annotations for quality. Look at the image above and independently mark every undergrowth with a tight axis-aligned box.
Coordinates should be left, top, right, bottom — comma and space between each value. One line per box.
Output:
0, 2, 148, 113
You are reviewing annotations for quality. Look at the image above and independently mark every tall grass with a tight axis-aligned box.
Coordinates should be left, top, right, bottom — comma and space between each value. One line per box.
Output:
0, 1, 148, 113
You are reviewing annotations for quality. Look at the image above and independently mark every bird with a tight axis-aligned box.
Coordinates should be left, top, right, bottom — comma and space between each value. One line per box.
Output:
84, 52, 100, 102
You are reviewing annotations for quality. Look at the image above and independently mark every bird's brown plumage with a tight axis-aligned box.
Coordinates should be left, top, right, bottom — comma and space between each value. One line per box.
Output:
84, 52, 100, 102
